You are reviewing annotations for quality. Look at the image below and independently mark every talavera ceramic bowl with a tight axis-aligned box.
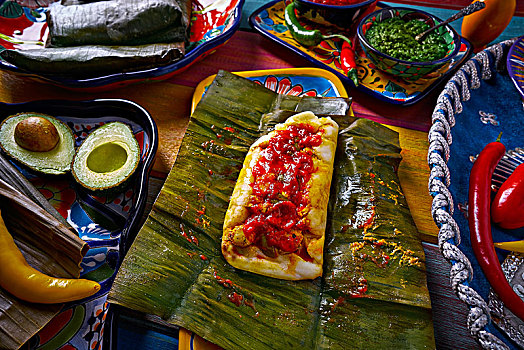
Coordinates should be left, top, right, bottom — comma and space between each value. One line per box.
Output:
357, 7, 461, 81
294, 0, 377, 31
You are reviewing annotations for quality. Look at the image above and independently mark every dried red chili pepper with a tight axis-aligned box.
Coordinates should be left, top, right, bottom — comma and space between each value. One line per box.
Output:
340, 39, 359, 86
491, 163, 524, 229
468, 137, 524, 321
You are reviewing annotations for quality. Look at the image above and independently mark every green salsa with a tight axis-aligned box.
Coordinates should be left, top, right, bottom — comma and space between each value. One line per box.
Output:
365, 17, 448, 62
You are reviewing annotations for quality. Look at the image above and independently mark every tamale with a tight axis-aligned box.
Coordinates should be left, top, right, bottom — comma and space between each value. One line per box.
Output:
109, 71, 434, 349
0, 43, 184, 77
47, 0, 192, 47
325, 119, 432, 308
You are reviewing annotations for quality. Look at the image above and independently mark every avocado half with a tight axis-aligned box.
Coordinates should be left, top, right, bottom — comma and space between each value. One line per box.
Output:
0, 113, 75, 175
72, 122, 140, 192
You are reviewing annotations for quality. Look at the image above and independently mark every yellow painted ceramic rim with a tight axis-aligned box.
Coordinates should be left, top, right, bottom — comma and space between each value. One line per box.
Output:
191, 67, 352, 115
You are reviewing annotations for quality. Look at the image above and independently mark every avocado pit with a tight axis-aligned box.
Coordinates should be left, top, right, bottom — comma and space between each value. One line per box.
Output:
14, 116, 60, 152
0, 113, 75, 175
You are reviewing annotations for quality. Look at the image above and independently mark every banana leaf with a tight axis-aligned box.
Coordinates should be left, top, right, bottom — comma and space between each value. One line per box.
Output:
109, 71, 434, 349
0, 43, 184, 77
0, 178, 87, 350
47, 0, 192, 47
0, 151, 70, 228
325, 119, 432, 308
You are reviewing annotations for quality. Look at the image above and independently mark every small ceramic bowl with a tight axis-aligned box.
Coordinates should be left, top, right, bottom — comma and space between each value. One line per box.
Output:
294, 0, 378, 31
357, 7, 461, 81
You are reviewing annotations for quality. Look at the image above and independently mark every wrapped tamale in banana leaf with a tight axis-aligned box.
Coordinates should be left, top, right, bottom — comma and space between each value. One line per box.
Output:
324, 119, 432, 308
0, 43, 184, 77
109, 71, 434, 349
46, 0, 192, 47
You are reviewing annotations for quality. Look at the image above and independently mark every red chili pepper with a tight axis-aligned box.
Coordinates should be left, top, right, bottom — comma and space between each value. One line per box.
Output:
468, 136, 524, 321
491, 163, 524, 229
340, 39, 359, 87
284, 2, 360, 87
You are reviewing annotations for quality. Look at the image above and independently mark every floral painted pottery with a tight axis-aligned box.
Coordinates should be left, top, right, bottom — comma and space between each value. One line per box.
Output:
357, 7, 461, 81
294, 0, 377, 31
249, 0, 472, 105
0, 98, 157, 350
507, 36, 524, 101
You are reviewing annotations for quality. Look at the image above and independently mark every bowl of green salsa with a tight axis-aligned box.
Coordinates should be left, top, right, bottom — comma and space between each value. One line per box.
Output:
357, 7, 461, 81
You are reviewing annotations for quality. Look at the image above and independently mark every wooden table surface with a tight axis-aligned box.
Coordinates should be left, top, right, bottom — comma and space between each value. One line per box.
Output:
1, 1, 522, 349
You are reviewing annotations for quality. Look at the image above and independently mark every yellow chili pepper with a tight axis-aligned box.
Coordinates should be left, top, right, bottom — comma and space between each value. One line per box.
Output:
494, 240, 524, 254
0, 211, 100, 304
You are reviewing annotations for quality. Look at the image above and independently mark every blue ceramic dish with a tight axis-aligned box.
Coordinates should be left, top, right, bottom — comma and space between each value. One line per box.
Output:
0, 98, 158, 349
294, 0, 377, 30
428, 38, 524, 349
357, 7, 461, 81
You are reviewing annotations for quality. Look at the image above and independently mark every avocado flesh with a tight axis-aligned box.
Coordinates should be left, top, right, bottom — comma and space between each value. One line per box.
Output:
72, 122, 140, 191
87, 143, 128, 173
0, 113, 75, 175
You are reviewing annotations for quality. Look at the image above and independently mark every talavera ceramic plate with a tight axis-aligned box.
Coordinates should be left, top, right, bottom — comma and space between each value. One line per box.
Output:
0, 99, 157, 350
0, 0, 244, 91
428, 39, 524, 349
249, 0, 472, 106
507, 36, 524, 101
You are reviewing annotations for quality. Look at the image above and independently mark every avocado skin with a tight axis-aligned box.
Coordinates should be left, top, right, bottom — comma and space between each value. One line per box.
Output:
0, 113, 75, 175
71, 122, 140, 192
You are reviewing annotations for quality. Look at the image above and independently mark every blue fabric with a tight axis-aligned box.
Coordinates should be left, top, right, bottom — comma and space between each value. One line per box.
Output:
446, 53, 524, 348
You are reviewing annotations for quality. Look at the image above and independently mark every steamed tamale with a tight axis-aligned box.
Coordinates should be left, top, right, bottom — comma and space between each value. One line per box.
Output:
0, 43, 184, 77
47, 0, 192, 47
0, 0, 191, 78
109, 71, 434, 349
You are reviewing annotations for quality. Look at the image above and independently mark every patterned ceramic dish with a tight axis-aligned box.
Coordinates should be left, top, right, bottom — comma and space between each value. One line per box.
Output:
0, 0, 244, 92
507, 35, 524, 101
428, 38, 524, 349
109, 67, 350, 350
191, 67, 350, 111
294, 0, 377, 30
0, 99, 157, 349
249, 0, 472, 106
357, 7, 461, 81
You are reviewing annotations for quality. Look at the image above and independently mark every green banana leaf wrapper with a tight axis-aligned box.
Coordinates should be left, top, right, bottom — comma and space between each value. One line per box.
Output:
47, 0, 192, 47
109, 71, 435, 349
0, 43, 184, 78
